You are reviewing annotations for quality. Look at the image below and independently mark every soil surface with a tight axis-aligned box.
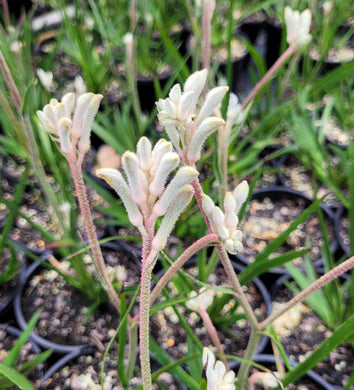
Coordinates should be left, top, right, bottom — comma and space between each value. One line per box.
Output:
20, 245, 141, 346
273, 283, 354, 388
150, 264, 268, 361
238, 190, 336, 268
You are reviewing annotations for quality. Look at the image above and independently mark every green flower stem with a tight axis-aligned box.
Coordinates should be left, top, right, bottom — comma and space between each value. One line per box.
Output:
236, 329, 262, 389
259, 255, 354, 330
191, 179, 259, 329
148, 233, 218, 308
199, 308, 228, 369
127, 320, 138, 383
68, 158, 121, 314
139, 250, 158, 390
216, 244, 259, 329
241, 46, 295, 109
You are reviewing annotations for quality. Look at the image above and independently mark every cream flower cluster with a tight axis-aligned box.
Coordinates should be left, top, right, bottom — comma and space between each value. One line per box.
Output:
284, 6, 312, 49
156, 69, 227, 164
203, 347, 235, 390
202, 181, 249, 254
37, 92, 102, 156
186, 287, 215, 312
98, 137, 198, 251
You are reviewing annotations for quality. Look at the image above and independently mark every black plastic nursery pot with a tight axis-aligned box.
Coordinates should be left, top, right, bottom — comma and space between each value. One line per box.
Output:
14, 241, 141, 354
40, 342, 189, 389
150, 259, 272, 365
0, 324, 47, 388
334, 206, 351, 257
250, 354, 334, 390
0, 251, 26, 321
234, 185, 338, 280
276, 153, 344, 209
271, 273, 354, 389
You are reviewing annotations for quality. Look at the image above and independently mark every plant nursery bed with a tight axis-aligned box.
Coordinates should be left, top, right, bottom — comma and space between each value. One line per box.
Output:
150, 263, 270, 361
238, 187, 337, 270
273, 284, 354, 388
41, 344, 185, 390
0, 325, 45, 388
17, 244, 140, 349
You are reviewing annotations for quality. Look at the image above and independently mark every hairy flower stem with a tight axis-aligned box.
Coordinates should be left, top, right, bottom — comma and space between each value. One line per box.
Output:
241, 46, 294, 109
139, 250, 158, 390
260, 256, 354, 330
236, 329, 262, 389
68, 158, 121, 314
191, 179, 259, 327
149, 234, 218, 308
201, 0, 215, 70
199, 308, 228, 368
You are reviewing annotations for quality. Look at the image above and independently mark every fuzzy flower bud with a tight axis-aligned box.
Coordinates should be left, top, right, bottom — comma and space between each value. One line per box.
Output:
202, 347, 235, 390
157, 69, 228, 164
202, 181, 248, 254
152, 166, 198, 217
186, 287, 215, 312
284, 7, 312, 49
152, 185, 194, 251
233, 180, 249, 215
122, 151, 147, 205
37, 92, 102, 157
187, 117, 225, 164
97, 168, 143, 228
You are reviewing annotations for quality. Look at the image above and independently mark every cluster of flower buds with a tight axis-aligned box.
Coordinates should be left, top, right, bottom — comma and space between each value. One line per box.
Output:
186, 287, 215, 312
284, 6, 312, 50
156, 69, 228, 165
203, 347, 235, 390
202, 181, 249, 254
37, 92, 103, 158
97, 137, 198, 251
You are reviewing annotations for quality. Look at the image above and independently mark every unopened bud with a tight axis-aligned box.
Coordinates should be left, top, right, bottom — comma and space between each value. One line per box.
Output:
152, 166, 198, 217
152, 185, 194, 250
233, 180, 249, 214
149, 152, 180, 196
137, 137, 152, 171
58, 118, 73, 154
97, 168, 143, 228
78, 93, 103, 153
187, 117, 224, 163
122, 151, 146, 205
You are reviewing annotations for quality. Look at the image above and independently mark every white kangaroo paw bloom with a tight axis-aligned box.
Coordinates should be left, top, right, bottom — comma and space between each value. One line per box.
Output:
71, 93, 94, 139
37, 92, 102, 156
284, 6, 312, 49
137, 136, 152, 172
58, 118, 73, 154
203, 347, 235, 390
53, 102, 66, 123
187, 117, 224, 163
183, 68, 208, 112
186, 287, 215, 312
193, 86, 228, 129
178, 90, 195, 121
226, 92, 245, 127
152, 185, 194, 251
224, 192, 236, 215
149, 152, 180, 196
202, 194, 215, 217
61, 92, 75, 117
150, 139, 174, 175
226, 212, 238, 231
78, 93, 103, 153
152, 166, 198, 217
233, 180, 249, 215
122, 151, 147, 205
97, 168, 143, 228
